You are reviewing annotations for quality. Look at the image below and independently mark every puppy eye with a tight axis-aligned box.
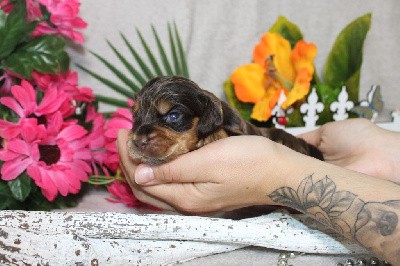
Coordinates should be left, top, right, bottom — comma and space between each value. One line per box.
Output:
165, 110, 183, 123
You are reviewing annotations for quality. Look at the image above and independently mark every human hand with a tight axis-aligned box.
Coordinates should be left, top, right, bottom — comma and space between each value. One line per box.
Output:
298, 118, 400, 182
117, 129, 301, 214
117, 129, 176, 211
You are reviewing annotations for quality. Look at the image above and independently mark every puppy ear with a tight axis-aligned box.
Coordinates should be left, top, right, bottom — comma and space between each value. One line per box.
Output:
197, 91, 224, 139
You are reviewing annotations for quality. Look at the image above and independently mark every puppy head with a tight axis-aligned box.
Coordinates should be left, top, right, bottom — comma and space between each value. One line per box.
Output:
127, 76, 224, 165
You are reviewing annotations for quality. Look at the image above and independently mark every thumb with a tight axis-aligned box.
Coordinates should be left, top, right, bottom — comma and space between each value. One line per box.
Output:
134, 162, 183, 186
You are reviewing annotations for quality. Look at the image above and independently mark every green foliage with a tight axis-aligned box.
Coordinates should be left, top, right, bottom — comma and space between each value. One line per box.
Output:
226, 13, 372, 127
0, 0, 70, 79
314, 13, 371, 125
7, 173, 31, 201
3, 35, 69, 79
269, 16, 303, 48
323, 13, 371, 102
0, 175, 86, 211
78, 22, 190, 108
223, 79, 253, 121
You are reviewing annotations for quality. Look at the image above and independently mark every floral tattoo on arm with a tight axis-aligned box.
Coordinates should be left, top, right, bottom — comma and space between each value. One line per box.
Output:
268, 174, 400, 263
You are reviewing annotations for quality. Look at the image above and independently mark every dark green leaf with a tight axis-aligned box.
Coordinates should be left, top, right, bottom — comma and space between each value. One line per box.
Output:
3, 35, 69, 78
90, 50, 141, 92
76, 63, 134, 99
7, 173, 31, 201
269, 16, 303, 48
120, 32, 154, 80
136, 28, 164, 76
152, 25, 173, 76
315, 83, 341, 125
168, 22, 181, 76
223, 79, 253, 121
0, 0, 29, 59
95, 94, 128, 107
0, 9, 7, 29
0, 180, 14, 209
286, 108, 305, 127
174, 22, 189, 78
106, 40, 147, 86
323, 13, 371, 102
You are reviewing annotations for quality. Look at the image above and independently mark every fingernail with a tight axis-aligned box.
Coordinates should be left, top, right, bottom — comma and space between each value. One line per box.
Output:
135, 166, 154, 184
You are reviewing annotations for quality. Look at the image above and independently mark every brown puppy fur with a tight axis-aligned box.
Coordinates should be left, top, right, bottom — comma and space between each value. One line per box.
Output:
127, 76, 323, 165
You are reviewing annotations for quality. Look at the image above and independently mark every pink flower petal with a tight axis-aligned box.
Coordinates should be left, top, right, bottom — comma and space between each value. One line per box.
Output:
59, 124, 87, 141
11, 81, 36, 114
1, 157, 32, 181
0, 97, 24, 117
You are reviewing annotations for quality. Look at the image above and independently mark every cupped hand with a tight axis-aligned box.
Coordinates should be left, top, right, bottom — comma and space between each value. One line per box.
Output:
298, 118, 400, 182
118, 129, 300, 214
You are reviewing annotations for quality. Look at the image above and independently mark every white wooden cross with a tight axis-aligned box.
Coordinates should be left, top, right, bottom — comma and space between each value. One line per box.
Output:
300, 88, 324, 128
330, 86, 354, 121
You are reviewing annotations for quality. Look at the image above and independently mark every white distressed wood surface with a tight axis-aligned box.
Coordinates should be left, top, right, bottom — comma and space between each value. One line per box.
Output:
0, 211, 368, 265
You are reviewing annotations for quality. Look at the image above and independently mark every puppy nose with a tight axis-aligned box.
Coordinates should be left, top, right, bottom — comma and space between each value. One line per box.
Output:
134, 136, 148, 150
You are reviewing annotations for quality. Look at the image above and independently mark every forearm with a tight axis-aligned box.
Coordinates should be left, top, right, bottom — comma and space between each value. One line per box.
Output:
261, 147, 400, 265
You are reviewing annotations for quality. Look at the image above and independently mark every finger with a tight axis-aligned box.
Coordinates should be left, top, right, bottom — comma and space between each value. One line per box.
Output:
117, 129, 176, 211
117, 129, 136, 179
297, 127, 322, 147
134, 145, 218, 186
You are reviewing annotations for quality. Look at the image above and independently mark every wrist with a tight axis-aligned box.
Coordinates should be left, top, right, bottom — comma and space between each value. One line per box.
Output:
252, 141, 320, 206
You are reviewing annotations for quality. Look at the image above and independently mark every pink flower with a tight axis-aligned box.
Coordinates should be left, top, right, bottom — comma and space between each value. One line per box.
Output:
32, 71, 94, 103
84, 106, 111, 176
104, 105, 133, 173
0, 0, 13, 13
106, 179, 160, 210
106, 180, 141, 207
0, 112, 92, 201
0, 80, 67, 139
32, 0, 87, 44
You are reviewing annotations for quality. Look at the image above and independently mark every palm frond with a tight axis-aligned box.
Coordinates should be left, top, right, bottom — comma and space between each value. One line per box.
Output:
79, 22, 190, 109
94, 94, 128, 107
168, 22, 182, 76
89, 50, 141, 92
120, 32, 154, 80
106, 40, 147, 86
136, 28, 164, 76
174, 22, 189, 78
76, 63, 133, 98
151, 25, 173, 76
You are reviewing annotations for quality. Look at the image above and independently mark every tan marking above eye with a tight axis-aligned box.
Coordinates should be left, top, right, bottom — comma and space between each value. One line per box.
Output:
157, 100, 173, 115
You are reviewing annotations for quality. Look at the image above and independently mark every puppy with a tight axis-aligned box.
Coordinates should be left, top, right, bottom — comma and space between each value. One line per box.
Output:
127, 76, 323, 165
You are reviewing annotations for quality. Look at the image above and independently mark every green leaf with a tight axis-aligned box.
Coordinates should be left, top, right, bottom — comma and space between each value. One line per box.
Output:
286, 108, 305, 127
95, 94, 128, 107
3, 35, 69, 79
323, 13, 371, 102
223, 79, 253, 121
174, 22, 189, 78
89, 50, 141, 92
152, 25, 173, 76
0, 180, 14, 209
315, 83, 341, 125
76, 63, 134, 98
168, 22, 181, 76
269, 16, 303, 48
7, 173, 31, 202
0, 0, 29, 59
106, 40, 147, 86
120, 32, 155, 80
137, 28, 164, 76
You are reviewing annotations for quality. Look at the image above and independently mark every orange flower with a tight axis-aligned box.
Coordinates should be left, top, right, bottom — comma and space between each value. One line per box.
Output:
231, 32, 317, 121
